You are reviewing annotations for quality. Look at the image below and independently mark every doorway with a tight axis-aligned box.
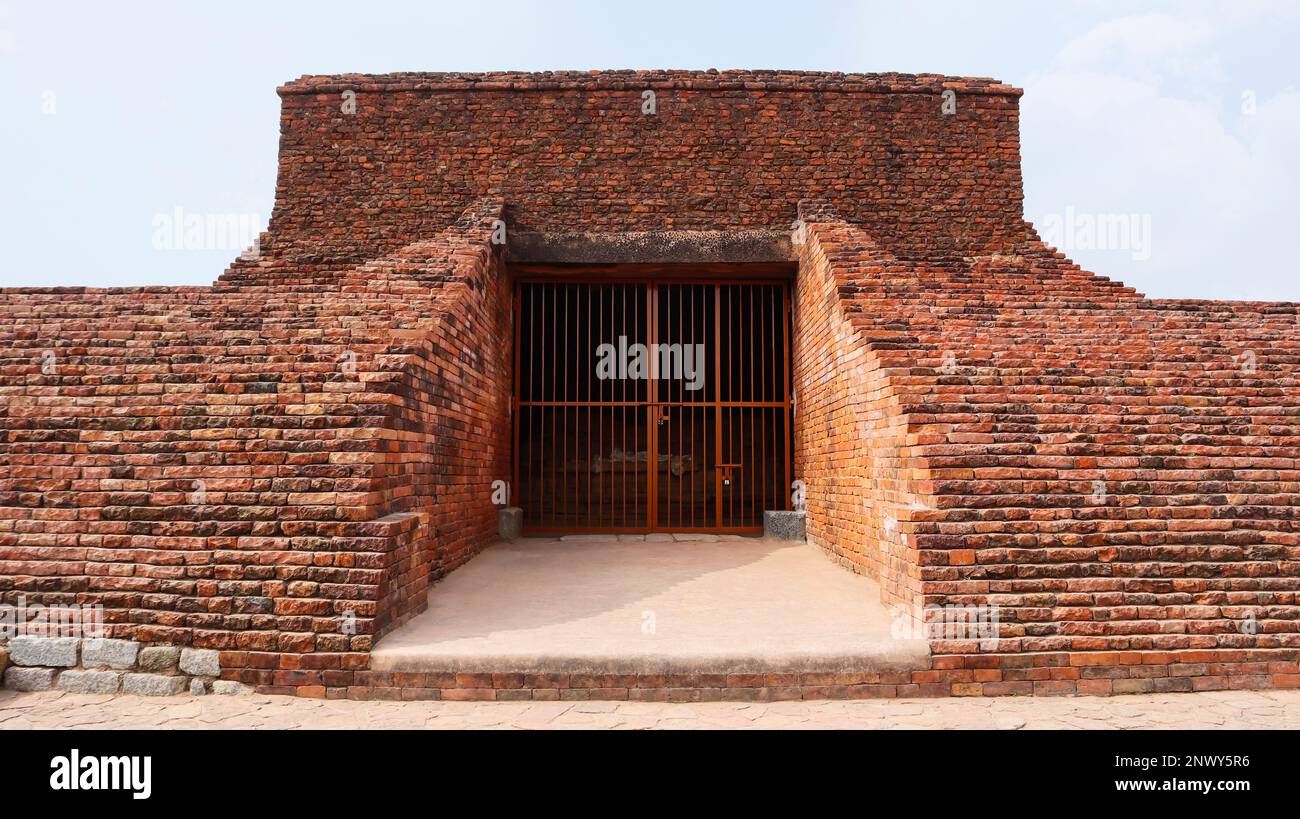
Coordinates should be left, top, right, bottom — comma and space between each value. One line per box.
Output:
513, 275, 792, 534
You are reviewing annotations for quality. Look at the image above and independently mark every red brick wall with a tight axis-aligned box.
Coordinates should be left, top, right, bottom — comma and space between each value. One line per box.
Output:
229, 70, 1024, 279
365, 206, 514, 591
0, 201, 512, 692
791, 205, 1300, 693
791, 216, 927, 617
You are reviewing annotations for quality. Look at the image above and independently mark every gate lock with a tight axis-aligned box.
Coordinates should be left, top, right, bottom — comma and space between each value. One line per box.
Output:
717, 464, 741, 488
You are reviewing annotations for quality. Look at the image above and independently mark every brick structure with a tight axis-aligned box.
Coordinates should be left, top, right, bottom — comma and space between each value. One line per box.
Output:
1, 70, 1297, 698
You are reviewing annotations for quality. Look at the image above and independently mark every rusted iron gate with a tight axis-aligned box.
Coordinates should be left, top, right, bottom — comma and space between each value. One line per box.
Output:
513, 277, 791, 534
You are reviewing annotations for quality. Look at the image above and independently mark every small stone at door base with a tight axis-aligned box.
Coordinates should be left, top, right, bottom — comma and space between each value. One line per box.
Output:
764, 510, 806, 541
498, 506, 523, 540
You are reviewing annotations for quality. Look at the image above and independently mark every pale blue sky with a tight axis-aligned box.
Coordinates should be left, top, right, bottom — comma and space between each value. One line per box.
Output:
1, 0, 1296, 299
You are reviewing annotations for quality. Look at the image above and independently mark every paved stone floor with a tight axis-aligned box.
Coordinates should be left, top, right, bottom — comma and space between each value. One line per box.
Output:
371, 536, 925, 675
3, 689, 1298, 730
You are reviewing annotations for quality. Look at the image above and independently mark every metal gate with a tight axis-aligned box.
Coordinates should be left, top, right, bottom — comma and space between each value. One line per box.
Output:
513, 279, 791, 534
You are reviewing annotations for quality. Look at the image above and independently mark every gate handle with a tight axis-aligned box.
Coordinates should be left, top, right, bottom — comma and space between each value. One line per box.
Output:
716, 463, 742, 487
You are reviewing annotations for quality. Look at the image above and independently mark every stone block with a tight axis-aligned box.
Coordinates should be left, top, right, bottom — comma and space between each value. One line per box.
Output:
763, 510, 806, 541
57, 670, 121, 694
4, 667, 56, 691
81, 638, 140, 669
122, 673, 187, 696
9, 636, 79, 667
213, 680, 253, 696
179, 648, 220, 677
499, 506, 523, 541
138, 646, 181, 672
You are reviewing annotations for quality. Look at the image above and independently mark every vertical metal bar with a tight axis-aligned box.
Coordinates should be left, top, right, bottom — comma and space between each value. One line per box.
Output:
661, 282, 668, 530
584, 285, 591, 527
743, 285, 751, 526
540, 285, 548, 526
755, 287, 764, 523
555, 283, 562, 527
568, 284, 573, 527
612, 284, 617, 528
531, 284, 539, 525
726, 285, 733, 529
782, 283, 792, 511
574, 285, 581, 528
550, 284, 558, 527
752, 285, 758, 526
621, 283, 627, 528
647, 282, 656, 530
738, 285, 745, 527
689, 283, 696, 529
678, 283, 684, 529
660, 282, 668, 529
540, 284, 545, 526
717, 288, 728, 533
752, 286, 760, 526
670, 283, 675, 529
762, 285, 770, 514
599, 284, 604, 528
676, 283, 683, 530
512, 281, 522, 528
605, 282, 611, 530
640, 284, 643, 528
774, 285, 782, 515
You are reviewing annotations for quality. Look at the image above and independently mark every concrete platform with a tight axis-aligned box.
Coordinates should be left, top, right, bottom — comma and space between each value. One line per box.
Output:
371, 536, 928, 676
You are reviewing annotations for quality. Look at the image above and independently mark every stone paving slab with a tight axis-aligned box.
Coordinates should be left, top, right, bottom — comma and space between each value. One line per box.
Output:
2, 689, 1298, 730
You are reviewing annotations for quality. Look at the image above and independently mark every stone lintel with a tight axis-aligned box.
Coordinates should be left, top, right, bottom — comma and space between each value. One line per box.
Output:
506, 230, 794, 265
